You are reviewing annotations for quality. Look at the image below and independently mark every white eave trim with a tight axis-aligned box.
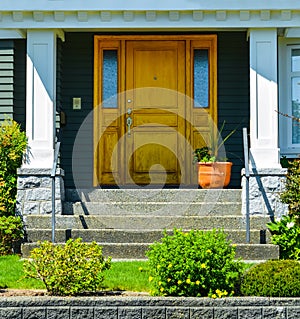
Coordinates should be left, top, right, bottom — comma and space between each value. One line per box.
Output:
285, 27, 300, 38
1, 0, 300, 11
0, 29, 26, 39
0, 9, 299, 30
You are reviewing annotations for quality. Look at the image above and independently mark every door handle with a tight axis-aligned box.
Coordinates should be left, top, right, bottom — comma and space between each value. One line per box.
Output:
127, 116, 133, 136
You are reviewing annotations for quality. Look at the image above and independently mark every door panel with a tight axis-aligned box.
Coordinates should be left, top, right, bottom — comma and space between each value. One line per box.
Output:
125, 41, 185, 184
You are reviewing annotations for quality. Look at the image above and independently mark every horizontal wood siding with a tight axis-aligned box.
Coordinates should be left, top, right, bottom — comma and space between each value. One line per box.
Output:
0, 39, 26, 128
0, 40, 14, 121
60, 32, 249, 188
217, 32, 250, 188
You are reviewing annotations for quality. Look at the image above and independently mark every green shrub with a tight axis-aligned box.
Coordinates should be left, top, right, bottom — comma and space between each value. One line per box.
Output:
146, 229, 244, 297
23, 238, 111, 296
0, 216, 24, 256
240, 260, 300, 297
0, 118, 27, 217
280, 159, 300, 224
267, 215, 300, 260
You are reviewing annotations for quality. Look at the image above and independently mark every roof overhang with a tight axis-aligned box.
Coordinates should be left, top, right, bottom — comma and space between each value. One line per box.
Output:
0, 0, 299, 35
1, 0, 300, 12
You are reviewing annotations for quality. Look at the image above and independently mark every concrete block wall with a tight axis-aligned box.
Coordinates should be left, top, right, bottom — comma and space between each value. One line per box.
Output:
0, 296, 299, 319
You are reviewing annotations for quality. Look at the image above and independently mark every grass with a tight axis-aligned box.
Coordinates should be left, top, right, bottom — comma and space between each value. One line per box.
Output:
0, 255, 150, 292
0, 255, 44, 289
0, 255, 253, 293
102, 261, 151, 292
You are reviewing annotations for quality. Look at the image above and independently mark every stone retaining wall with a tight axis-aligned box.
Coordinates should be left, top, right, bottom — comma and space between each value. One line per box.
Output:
16, 168, 65, 215
0, 296, 299, 319
241, 168, 288, 217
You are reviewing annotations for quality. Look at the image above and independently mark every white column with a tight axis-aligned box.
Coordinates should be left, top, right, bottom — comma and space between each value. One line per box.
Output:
249, 29, 281, 168
23, 30, 56, 168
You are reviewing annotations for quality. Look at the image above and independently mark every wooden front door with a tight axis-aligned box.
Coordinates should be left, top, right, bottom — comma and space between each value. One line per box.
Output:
124, 41, 185, 184
94, 35, 217, 186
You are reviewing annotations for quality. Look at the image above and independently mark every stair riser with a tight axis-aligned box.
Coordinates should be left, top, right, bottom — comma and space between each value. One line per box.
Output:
24, 216, 272, 230
66, 189, 242, 203
21, 243, 279, 261
66, 202, 242, 216
26, 229, 270, 244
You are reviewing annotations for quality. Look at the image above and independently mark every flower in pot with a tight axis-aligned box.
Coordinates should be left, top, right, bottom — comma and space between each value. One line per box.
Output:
193, 122, 236, 189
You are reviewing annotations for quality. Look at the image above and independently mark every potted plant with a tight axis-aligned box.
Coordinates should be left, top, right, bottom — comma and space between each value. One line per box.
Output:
193, 122, 236, 189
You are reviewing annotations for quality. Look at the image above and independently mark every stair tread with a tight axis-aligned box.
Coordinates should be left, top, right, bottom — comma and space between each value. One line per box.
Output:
21, 242, 279, 261
26, 215, 267, 218
26, 228, 267, 231
22, 242, 275, 247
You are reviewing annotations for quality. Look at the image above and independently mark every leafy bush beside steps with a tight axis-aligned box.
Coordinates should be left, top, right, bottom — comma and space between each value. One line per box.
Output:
0, 216, 23, 256
146, 229, 245, 297
0, 118, 27, 217
23, 238, 111, 296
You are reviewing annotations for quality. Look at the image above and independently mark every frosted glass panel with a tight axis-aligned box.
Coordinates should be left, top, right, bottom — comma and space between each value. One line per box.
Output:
194, 49, 209, 108
102, 50, 118, 108
292, 49, 300, 72
292, 77, 300, 144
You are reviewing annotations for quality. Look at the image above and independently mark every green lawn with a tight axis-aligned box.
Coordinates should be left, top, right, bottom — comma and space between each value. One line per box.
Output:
102, 261, 151, 292
0, 255, 45, 289
0, 255, 252, 294
0, 255, 151, 292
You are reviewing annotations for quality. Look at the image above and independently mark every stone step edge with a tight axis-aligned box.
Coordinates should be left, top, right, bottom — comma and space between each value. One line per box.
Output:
66, 189, 242, 195
24, 229, 269, 236
21, 242, 276, 247
21, 242, 279, 261
25, 215, 268, 218
67, 201, 242, 204
24, 228, 266, 231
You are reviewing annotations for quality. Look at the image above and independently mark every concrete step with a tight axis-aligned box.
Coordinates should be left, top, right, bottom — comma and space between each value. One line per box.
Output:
65, 202, 242, 216
25, 229, 270, 245
65, 188, 242, 203
64, 189, 242, 216
24, 215, 271, 231
21, 242, 279, 261
22, 188, 278, 262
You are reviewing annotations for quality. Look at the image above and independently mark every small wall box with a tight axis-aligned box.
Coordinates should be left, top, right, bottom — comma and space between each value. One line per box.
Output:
73, 97, 81, 110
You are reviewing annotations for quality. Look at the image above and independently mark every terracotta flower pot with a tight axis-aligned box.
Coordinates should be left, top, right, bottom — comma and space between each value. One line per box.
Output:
197, 162, 232, 189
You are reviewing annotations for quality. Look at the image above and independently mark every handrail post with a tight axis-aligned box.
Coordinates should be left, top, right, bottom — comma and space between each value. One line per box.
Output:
51, 142, 61, 244
243, 128, 250, 244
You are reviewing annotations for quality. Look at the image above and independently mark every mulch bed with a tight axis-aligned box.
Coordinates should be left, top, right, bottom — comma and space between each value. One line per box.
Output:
0, 289, 150, 297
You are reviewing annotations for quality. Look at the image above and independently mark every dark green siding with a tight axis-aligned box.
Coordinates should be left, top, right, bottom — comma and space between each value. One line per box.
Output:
13, 40, 26, 129
60, 33, 94, 188
218, 32, 250, 188
56, 38, 63, 132
59, 32, 249, 188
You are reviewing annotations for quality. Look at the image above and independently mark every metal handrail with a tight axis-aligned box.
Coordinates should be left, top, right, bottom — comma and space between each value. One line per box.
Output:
51, 141, 61, 243
243, 128, 250, 243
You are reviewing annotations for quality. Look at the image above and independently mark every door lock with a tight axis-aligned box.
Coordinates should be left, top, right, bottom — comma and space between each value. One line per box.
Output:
127, 116, 133, 136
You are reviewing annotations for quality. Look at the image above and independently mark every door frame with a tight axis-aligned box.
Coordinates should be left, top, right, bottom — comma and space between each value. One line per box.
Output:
93, 34, 217, 186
